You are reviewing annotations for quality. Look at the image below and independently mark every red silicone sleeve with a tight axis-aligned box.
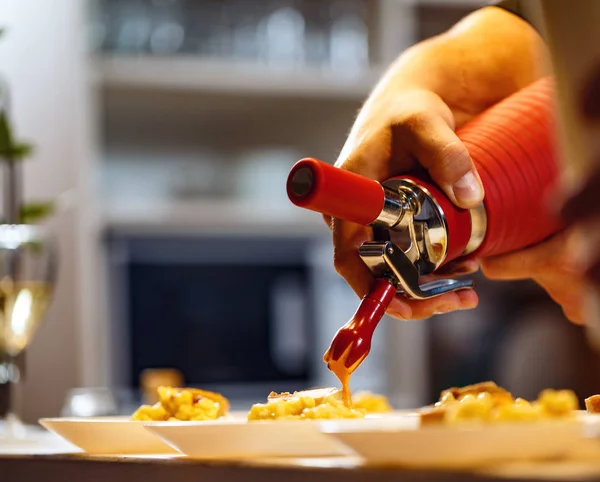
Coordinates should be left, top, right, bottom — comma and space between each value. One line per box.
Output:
287, 157, 385, 226
460, 77, 562, 258
401, 77, 561, 263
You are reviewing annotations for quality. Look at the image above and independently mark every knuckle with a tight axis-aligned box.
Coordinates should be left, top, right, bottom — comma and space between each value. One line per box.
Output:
400, 110, 430, 131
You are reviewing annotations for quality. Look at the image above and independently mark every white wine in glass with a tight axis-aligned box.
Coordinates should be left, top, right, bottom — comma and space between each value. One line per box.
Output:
0, 280, 52, 356
0, 224, 56, 443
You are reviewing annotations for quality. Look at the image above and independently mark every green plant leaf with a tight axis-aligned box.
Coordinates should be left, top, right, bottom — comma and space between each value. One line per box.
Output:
20, 201, 54, 224
0, 111, 33, 160
0, 111, 15, 153
0, 142, 33, 160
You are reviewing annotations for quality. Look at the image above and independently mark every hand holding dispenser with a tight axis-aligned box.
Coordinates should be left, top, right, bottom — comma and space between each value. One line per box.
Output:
286, 77, 561, 395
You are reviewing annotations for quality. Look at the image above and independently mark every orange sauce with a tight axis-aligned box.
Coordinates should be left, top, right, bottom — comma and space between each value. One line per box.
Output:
327, 357, 353, 408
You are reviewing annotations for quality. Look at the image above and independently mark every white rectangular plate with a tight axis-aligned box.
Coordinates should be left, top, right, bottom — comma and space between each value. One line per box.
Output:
144, 414, 417, 459
38, 411, 253, 455
39, 417, 179, 455
320, 417, 600, 468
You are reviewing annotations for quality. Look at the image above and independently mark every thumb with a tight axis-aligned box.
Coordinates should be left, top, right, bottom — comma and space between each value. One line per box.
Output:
400, 114, 484, 209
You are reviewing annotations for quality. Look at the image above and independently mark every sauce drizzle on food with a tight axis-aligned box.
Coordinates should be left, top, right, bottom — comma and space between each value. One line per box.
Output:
327, 357, 353, 408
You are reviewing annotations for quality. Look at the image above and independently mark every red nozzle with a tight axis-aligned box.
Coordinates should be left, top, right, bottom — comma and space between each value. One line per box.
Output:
287, 157, 385, 226
323, 278, 396, 371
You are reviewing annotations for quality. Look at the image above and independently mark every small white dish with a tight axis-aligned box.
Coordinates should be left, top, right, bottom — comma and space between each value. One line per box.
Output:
144, 418, 356, 459
320, 418, 592, 468
39, 417, 178, 455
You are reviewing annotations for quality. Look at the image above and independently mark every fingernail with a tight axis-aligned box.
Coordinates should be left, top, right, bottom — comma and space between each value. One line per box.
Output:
453, 171, 483, 206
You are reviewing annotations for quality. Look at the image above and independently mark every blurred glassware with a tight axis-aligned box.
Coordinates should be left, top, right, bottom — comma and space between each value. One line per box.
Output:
189, 0, 224, 57
94, 0, 373, 69
99, 0, 117, 52
140, 368, 184, 405
231, 0, 262, 62
87, 0, 110, 53
302, 0, 331, 67
149, 0, 185, 55
259, 0, 306, 69
182, 0, 210, 55
0, 225, 57, 442
329, 0, 369, 75
60, 388, 120, 418
114, 0, 153, 54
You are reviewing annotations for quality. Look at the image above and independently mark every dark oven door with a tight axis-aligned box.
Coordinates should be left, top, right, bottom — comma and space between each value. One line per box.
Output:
105, 232, 317, 407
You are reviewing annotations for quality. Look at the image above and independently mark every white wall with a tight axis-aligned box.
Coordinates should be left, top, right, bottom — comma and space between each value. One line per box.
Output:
0, 0, 101, 421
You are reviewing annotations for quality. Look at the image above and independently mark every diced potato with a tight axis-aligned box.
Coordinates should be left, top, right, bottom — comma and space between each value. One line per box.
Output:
420, 382, 578, 427
131, 402, 170, 422
444, 393, 493, 424
585, 394, 600, 413
353, 391, 393, 413
247, 388, 371, 421
131, 386, 229, 422
537, 389, 578, 416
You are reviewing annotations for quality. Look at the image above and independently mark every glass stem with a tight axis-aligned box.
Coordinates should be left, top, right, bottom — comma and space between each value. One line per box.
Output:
2, 354, 25, 439
4, 159, 21, 225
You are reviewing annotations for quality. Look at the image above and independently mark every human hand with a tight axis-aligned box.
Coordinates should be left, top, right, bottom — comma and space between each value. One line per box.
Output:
480, 58, 600, 324
325, 7, 548, 320
328, 89, 482, 320
479, 230, 586, 324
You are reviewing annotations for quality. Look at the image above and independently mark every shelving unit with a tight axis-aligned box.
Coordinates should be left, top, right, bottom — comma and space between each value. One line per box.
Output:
104, 198, 328, 235
96, 56, 383, 100
96, 0, 485, 232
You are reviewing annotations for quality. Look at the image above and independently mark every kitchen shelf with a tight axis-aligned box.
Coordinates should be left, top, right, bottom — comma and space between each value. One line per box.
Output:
102, 198, 329, 236
96, 56, 383, 100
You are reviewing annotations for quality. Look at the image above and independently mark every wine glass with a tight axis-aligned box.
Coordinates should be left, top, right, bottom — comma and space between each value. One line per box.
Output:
0, 224, 57, 444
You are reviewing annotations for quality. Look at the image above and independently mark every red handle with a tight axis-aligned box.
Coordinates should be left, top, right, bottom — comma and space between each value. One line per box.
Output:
287, 157, 385, 226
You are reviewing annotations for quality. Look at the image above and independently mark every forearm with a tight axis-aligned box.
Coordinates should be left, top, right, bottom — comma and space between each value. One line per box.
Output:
369, 6, 551, 127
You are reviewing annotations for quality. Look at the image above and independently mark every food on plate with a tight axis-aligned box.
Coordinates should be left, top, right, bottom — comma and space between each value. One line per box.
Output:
131, 386, 229, 421
247, 387, 392, 420
352, 391, 393, 413
419, 381, 578, 425
585, 394, 600, 413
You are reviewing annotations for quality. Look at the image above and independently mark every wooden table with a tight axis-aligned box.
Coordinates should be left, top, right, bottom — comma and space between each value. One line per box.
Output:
3, 428, 600, 482
5, 452, 600, 482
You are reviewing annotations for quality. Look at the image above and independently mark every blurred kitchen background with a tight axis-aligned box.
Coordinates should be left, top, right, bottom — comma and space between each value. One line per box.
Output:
2, 0, 600, 422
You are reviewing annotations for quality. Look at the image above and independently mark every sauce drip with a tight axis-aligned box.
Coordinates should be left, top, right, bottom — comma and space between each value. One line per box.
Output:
327, 357, 353, 408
